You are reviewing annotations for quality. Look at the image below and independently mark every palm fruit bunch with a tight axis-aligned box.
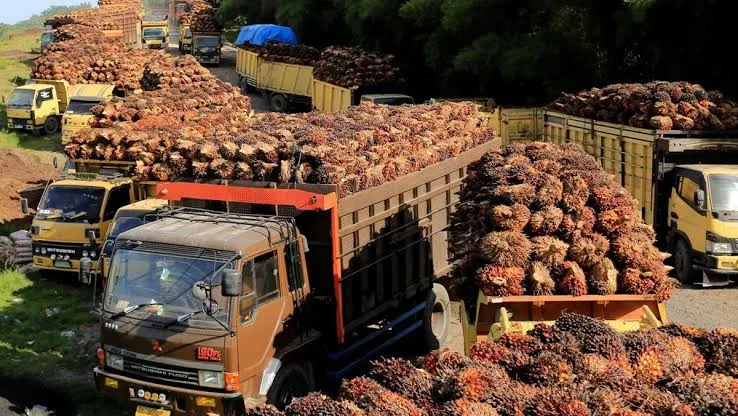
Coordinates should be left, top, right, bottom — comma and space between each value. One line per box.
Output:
450, 142, 673, 299
245, 314, 737, 416
550, 81, 738, 130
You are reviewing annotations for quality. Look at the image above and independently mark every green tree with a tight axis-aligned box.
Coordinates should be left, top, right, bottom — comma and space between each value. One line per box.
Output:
12, 3, 92, 29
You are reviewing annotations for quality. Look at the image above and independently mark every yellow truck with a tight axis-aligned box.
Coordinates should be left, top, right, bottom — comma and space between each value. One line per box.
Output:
142, 20, 169, 49
312, 80, 413, 113
192, 31, 222, 65
5, 80, 75, 135
178, 23, 192, 53
493, 108, 738, 286
20, 160, 157, 275
61, 84, 117, 144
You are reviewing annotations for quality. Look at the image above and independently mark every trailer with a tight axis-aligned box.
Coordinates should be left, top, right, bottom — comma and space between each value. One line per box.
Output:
311, 80, 414, 113
92, 137, 500, 413
492, 108, 738, 286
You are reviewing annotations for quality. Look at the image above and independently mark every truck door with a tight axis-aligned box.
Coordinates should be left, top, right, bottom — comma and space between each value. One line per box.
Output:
35, 87, 56, 123
670, 171, 707, 253
101, 184, 133, 243
236, 249, 294, 393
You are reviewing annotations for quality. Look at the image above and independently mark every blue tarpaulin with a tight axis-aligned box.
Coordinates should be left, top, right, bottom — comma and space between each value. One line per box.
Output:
235, 24, 298, 46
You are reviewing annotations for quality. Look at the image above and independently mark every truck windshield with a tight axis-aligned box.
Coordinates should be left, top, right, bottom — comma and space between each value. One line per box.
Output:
7, 89, 34, 107
104, 249, 229, 325
709, 174, 738, 212
183, 28, 192, 39
143, 28, 165, 39
66, 99, 100, 115
40, 32, 55, 45
369, 97, 415, 105
195, 36, 219, 48
37, 186, 105, 223
103, 217, 145, 257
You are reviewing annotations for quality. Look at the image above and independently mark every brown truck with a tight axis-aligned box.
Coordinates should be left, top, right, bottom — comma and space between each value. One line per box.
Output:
91, 138, 499, 414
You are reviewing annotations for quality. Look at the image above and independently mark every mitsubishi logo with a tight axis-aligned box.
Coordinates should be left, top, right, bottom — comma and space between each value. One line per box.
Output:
152, 339, 163, 353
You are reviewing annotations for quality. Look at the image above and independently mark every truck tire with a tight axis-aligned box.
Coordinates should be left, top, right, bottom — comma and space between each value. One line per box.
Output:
43, 116, 60, 135
674, 239, 695, 284
239, 77, 250, 94
270, 94, 289, 113
419, 283, 450, 351
267, 362, 314, 410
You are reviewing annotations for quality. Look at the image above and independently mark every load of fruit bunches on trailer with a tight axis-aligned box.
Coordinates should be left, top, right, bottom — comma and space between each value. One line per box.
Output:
64, 102, 494, 196
244, 313, 738, 416
314, 46, 402, 91
551, 81, 738, 130
178, 0, 220, 32
44, 4, 140, 30
253, 42, 321, 66
450, 142, 674, 301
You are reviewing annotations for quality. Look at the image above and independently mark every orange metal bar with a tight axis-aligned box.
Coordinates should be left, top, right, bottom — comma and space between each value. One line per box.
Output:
330, 206, 345, 344
156, 182, 338, 211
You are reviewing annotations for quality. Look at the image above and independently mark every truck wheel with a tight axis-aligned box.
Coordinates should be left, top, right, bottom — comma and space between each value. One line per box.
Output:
239, 78, 250, 94
267, 362, 314, 410
419, 283, 450, 351
674, 239, 695, 284
43, 116, 59, 135
270, 94, 289, 113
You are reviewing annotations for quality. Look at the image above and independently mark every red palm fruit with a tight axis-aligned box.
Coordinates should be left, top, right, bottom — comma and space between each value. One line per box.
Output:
701, 328, 738, 377
595, 206, 640, 237
558, 261, 588, 295
529, 206, 564, 236
520, 350, 573, 385
493, 183, 536, 206
339, 377, 422, 416
533, 159, 562, 175
525, 388, 591, 416
533, 174, 564, 207
496, 333, 544, 355
485, 380, 538, 416
422, 348, 469, 378
589, 257, 618, 295
368, 358, 434, 411
480, 231, 532, 267
559, 207, 596, 242
525, 141, 563, 161
244, 405, 284, 416
284, 392, 362, 416
567, 232, 609, 267
433, 399, 500, 416
527, 261, 555, 295
589, 184, 638, 212
560, 174, 590, 212
470, 340, 512, 365
633, 346, 664, 383
658, 336, 706, 380
502, 143, 527, 156
527, 323, 557, 344
611, 232, 668, 279
620, 268, 662, 295
624, 386, 695, 416
531, 236, 569, 271
448, 363, 509, 402
476, 265, 525, 296
489, 204, 531, 232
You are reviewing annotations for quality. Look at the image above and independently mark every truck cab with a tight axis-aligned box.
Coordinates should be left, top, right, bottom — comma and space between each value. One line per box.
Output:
99, 199, 169, 278
6, 80, 69, 135
668, 165, 738, 285
192, 32, 221, 65
61, 84, 116, 144
142, 22, 169, 49
178, 24, 192, 53
360, 94, 415, 106
40, 30, 56, 50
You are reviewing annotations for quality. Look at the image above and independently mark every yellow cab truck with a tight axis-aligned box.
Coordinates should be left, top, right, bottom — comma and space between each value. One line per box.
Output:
89, 138, 499, 414
491, 107, 738, 286
61, 83, 117, 144
142, 18, 169, 49
20, 160, 156, 275
178, 24, 192, 53
6, 80, 76, 135
191, 31, 222, 65
312, 82, 414, 113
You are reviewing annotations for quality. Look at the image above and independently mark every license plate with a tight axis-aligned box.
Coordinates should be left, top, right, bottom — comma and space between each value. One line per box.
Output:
14, 124, 24, 128
135, 406, 170, 416
54, 260, 72, 269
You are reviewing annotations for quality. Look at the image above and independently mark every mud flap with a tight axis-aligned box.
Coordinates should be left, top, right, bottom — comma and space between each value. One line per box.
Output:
699, 270, 733, 287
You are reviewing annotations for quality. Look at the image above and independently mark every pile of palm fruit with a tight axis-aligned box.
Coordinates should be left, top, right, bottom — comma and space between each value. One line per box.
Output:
245, 313, 738, 416
314, 46, 402, 91
449, 142, 674, 300
178, 0, 220, 32
257, 42, 321, 66
64, 102, 493, 195
551, 81, 738, 130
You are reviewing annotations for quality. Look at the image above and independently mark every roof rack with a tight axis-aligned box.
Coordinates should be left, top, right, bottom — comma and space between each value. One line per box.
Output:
145, 206, 300, 248
59, 171, 128, 182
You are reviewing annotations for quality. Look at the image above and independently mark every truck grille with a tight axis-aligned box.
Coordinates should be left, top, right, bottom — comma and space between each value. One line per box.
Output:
32, 242, 85, 259
122, 356, 200, 386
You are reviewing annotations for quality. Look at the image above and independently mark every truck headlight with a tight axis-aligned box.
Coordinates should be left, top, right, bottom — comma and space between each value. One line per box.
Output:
198, 370, 224, 388
41, 247, 47, 255
105, 352, 124, 371
82, 250, 89, 258
90, 251, 97, 258
706, 232, 734, 255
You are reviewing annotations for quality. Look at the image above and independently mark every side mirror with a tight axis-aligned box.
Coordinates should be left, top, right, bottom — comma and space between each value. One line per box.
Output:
101, 239, 114, 257
222, 269, 243, 297
88, 230, 97, 248
20, 198, 29, 215
192, 281, 208, 301
694, 190, 706, 210
79, 257, 92, 284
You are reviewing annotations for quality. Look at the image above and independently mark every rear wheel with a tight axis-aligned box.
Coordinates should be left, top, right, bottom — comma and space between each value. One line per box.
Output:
270, 94, 289, 113
418, 283, 450, 351
674, 239, 695, 284
43, 116, 59, 135
267, 362, 314, 410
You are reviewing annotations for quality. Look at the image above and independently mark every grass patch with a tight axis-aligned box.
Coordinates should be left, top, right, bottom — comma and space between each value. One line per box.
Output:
0, 269, 121, 415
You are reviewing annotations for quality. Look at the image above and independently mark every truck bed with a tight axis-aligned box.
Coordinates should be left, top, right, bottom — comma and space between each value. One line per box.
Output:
154, 137, 501, 343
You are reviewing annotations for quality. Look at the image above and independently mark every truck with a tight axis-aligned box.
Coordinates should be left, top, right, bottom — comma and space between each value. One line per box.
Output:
491, 108, 738, 286
312, 80, 414, 113
142, 19, 169, 49
61, 83, 117, 144
90, 137, 499, 414
40, 29, 55, 50
6, 80, 75, 135
191, 31, 222, 65
178, 23, 192, 53
20, 160, 157, 275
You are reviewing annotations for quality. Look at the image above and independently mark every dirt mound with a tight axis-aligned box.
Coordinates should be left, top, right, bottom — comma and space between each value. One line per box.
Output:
0, 150, 57, 228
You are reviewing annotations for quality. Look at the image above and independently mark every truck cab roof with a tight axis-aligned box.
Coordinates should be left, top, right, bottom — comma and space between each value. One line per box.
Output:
361, 94, 414, 103
676, 164, 738, 175
116, 210, 294, 255
69, 84, 115, 100
52, 176, 131, 190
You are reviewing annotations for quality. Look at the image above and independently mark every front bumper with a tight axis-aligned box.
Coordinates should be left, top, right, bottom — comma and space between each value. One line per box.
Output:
195, 56, 220, 64
7, 118, 35, 130
33, 256, 82, 273
94, 367, 243, 416
696, 254, 738, 274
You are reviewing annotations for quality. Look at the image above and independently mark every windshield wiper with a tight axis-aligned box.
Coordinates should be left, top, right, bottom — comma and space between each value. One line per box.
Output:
161, 310, 204, 329
110, 302, 162, 319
